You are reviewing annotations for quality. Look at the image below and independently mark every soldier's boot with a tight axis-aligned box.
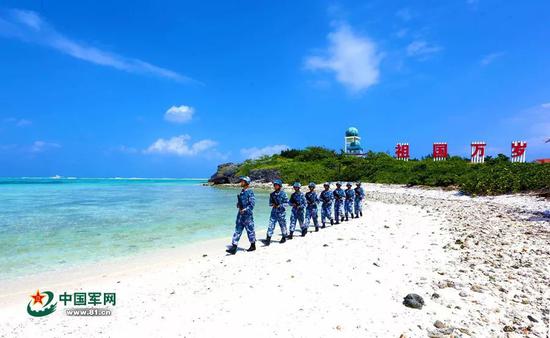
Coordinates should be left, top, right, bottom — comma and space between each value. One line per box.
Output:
264, 236, 271, 246
360, 211, 363, 217
280, 236, 286, 244
226, 244, 237, 255
301, 228, 307, 237
330, 219, 334, 225
287, 232, 293, 240
345, 215, 349, 221
315, 226, 319, 232
321, 222, 326, 229
355, 213, 359, 218
351, 214, 355, 219
247, 242, 256, 252
341, 216, 345, 222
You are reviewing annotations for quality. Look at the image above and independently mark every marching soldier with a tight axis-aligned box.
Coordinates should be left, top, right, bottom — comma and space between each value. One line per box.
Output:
344, 182, 355, 221
288, 182, 307, 239
226, 176, 256, 255
265, 179, 289, 245
354, 182, 365, 217
319, 182, 334, 228
304, 182, 320, 232
333, 182, 345, 224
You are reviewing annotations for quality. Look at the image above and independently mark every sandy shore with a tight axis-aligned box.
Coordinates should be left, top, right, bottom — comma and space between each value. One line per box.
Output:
0, 184, 548, 338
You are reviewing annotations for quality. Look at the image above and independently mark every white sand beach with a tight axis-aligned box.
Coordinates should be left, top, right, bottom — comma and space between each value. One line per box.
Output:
0, 184, 548, 338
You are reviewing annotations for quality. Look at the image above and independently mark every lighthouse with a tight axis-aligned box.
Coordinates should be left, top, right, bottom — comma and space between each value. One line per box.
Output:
344, 127, 363, 155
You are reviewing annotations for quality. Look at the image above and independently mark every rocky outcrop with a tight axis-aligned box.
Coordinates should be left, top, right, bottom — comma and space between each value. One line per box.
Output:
209, 163, 281, 185
208, 163, 240, 184
248, 168, 280, 183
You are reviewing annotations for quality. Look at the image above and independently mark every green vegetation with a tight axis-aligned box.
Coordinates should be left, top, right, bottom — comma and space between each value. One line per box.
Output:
236, 147, 550, 196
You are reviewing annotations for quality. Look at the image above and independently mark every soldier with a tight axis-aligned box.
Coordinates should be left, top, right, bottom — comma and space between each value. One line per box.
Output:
344, 182, 355, 221
354, 182, 365, 217
319, 182, 334, 228
288, 182, 307, 239
265, 179, 289, 245
333, 182, 345, 224
304, 182, 320, 232
226, 176, 256, 255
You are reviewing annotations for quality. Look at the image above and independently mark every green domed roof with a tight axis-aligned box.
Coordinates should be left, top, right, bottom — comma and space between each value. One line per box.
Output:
348, 140, 362, 151
345, 127, 359, 137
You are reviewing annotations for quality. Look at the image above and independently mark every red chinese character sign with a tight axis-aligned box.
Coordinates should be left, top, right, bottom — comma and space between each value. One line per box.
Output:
433, 142, 448, 161
511, 141, 527, 163
395, 143, 410, 161
470, 141, 486, 163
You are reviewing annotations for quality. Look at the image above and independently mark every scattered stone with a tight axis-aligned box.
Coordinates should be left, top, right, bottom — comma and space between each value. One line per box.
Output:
323, 244, 329, 247
503, 325, 515, 332
527, 315, 538, 323
403, 293, 425, 309
470, 284, 483, 293
433, 320, 446, 329
457, 327, 472, 336
431, 293, 440, 299
459, 291, 468, 297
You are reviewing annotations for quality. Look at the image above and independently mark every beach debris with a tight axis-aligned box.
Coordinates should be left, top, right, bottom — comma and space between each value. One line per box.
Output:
323, 244, 329, 247
431, 293, 440, 299
402, 293, 425, 309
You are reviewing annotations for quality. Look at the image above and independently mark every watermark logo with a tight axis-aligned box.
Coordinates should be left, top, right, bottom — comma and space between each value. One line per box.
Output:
26, 290, 116, 317
27, 290, 57, 317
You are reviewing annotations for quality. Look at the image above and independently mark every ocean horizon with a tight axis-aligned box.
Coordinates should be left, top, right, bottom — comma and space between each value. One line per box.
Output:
0, 177, 271, 281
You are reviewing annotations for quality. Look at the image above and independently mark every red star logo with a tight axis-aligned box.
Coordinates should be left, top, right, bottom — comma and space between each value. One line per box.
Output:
30, 290, 45, 305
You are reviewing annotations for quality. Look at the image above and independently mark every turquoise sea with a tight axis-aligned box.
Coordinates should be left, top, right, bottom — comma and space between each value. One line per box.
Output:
0, 178, 271, 280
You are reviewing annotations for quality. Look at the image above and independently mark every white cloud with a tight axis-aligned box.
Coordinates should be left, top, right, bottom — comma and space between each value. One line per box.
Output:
145, 135, 217, 156
480, 52, 504, 66
240, 144, 289, 159
164, 105, 194, 124
30, 140, 60, 153
406, 40, 442, 58
0, 9, 191, 82
539, 102, 550, 109
305, 23, 382, 92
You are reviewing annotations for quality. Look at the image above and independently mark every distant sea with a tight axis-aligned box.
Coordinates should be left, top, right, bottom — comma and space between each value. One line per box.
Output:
0, 177, 271, 280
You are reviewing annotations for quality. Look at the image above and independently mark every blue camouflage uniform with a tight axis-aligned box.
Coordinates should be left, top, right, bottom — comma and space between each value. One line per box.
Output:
268, 190, 289, 237
333, 187, 345, 222
319, 189, 333, 224
354, 185, 365, 216
304, 190, 320, 228
344, 187, 355, 218
232, 188, 256, 245
289, 190, 307, 232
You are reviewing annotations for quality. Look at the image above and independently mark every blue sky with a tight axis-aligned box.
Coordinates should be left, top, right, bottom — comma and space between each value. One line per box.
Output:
0, 0, 549, 177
